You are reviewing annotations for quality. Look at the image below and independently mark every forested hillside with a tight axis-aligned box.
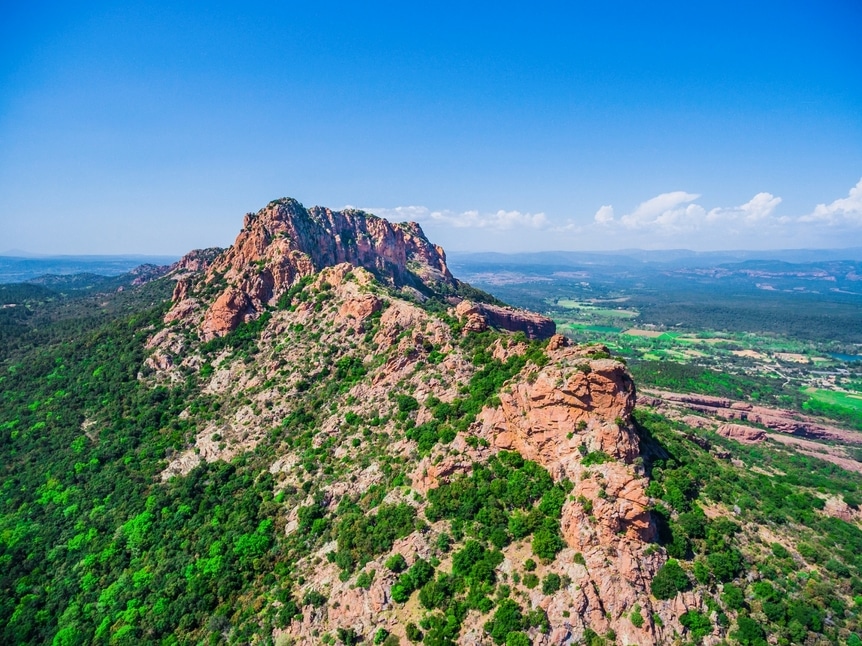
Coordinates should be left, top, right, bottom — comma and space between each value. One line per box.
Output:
3, 208, 862, 645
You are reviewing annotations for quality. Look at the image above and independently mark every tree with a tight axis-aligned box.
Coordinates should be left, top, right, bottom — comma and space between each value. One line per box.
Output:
732, 616, 767, 646
651, 560, 690, 599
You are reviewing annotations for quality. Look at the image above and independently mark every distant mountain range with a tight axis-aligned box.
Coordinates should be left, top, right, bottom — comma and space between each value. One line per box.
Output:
448, 247, 862, 269
0, 254, 180, 283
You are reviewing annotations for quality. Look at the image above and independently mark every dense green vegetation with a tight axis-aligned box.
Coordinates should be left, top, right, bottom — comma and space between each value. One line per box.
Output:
629, 360, 805, 407
0, 279, 302, 643
4, 262, 862, 644
425, 451, 567, 558
638, 409, 862, 644
0, 272, 564, 644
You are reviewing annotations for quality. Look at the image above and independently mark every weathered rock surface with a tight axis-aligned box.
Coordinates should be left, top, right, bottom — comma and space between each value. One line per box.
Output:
477, 344, 679, 644
455, 299, 556, 339
176, 199, 461, 338
641, 388, 862, 444
171, 247, 223, 274
201, 287, 255, 340
716, 423, 767, 444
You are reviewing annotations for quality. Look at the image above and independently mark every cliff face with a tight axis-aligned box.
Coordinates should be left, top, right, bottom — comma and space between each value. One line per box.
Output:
217, 199, 455, 292
184, 199, 457, 338
455, 300, 556, 340
479, 339, 671, 646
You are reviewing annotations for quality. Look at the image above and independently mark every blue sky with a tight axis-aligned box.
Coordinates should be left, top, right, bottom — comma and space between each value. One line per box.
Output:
1, 1, 860, 254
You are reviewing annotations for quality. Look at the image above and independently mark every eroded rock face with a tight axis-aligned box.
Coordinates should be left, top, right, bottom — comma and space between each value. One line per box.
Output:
455, 300, 556, 340
201, 287, 254, 339
171, 247, 223, 273
482, 348, 638, 478
716, 423, 767, 444
641, 388, 862, 444
478, 344, 673, 644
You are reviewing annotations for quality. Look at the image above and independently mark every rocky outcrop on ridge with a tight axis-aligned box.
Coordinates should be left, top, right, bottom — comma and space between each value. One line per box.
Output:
716, 423, 768, 444
455, 299, 556, 340
169, 198, 460, 338
163, 198, 557, 341
477, 340, 687, 645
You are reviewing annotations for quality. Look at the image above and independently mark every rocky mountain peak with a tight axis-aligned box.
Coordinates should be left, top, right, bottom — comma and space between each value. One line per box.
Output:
165, 198, 556, 340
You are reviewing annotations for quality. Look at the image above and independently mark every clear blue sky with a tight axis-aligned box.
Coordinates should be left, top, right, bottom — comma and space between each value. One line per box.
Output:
1, 1, 860, 254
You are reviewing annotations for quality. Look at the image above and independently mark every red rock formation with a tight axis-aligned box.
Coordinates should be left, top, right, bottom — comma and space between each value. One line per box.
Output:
168, 199, 470, 338
716, 423, 767, 444
171, 247, 223, 273
214, 199, 456, 301
201, 288, 255, 339
455, 299, 556, 340
478, 343, 665, 643
641, 388, 862, 444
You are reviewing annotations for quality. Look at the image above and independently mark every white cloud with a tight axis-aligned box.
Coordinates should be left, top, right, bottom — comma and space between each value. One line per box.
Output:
620, 191, 700, 230
361, 205, 548, 230
593, 205, 614, 224
705, 192, 782, 224
600, 190, 788, 237
801, 177, 862, 224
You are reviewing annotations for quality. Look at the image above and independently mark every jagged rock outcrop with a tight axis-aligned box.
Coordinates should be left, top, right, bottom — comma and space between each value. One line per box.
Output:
479, 344, 676, 645
163, 198, 559, 341
455, 299, 556, 340
201, 287, 255, 340
166, 199, 466, 339
171, 247, 223, 274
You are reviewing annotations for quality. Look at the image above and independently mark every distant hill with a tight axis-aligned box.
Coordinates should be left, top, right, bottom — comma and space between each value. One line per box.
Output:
0, 254, 179, 283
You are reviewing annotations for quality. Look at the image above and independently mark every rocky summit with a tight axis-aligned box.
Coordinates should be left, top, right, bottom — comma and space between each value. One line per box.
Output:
167, 198, 555, 341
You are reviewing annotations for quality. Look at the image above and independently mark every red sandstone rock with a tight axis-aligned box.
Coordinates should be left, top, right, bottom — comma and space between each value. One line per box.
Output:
338, 293, 382, 322
455, 299, 556, 340
716, 423, 766, 444
640, 388, 862, 445
167, 199, 466, 337
200, 287, 255, 340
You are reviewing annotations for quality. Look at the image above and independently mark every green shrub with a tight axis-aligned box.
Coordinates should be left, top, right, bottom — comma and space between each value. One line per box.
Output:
385, 553, 407, 573
355, 569, 374, 589
770, 542, 790, 559
485, 599, 523, 645
541, 573, 562, 595
651, 559, 690, 599
405, 622, 423, 642
505, 632, 531, 646
581, 450, 613, 466
732, 616, 766, 646
722, 583, 745, 610
680, 610, 711, 640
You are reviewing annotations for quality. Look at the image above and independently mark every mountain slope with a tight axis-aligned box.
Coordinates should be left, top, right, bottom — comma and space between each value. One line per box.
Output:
1, 200, 862, 645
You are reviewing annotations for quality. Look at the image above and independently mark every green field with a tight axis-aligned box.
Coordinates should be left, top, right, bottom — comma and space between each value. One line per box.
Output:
805, 388, 862, 411
562, 323, 622, 334
555, 300, 639, 319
